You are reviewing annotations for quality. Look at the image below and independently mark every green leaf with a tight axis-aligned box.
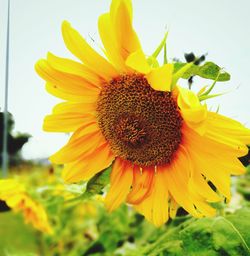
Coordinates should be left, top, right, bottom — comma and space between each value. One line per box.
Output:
198, 62, 230, 81
57, 165, 113, 206
179, 213, 249, 256
130, 208, 250, 256
84, 165, 112, 198
82, 204, 130, 254
179, 209, 250, 256
174, 61, 230, 81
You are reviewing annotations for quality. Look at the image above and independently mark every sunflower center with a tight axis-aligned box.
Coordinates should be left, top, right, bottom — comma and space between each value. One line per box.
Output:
115, 115, 147, 147
97, 74, 183, 166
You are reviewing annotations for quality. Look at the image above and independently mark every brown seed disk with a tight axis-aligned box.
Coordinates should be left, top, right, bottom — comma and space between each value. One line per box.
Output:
96, 73, 183, 166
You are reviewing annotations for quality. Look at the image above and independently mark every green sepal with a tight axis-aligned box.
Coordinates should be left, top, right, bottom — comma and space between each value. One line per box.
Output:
199, 71, 221, 97
147, 56, 159, 68
151, 32, 168, 59
199, 93, 225, 101
216, 105, 220, 113
164, 42, 168, 64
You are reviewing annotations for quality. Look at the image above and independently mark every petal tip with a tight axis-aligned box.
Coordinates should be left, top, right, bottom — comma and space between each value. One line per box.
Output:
62, 20, 71, 29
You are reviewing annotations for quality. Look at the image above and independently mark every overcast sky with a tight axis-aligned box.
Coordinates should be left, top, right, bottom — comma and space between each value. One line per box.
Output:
1, 0, 250, 159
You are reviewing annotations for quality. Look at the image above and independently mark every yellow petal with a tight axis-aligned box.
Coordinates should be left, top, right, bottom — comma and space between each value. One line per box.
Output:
62, 143, 115, 183
105, 158, 133, 212
181, 108, 208, 135
43, 113, 95, 133
134, 169, 169, 227
183, 110, 249, 158
208, 111, 248, 129
110, 0, 141, 59
47, 52, 102, 86
68, 121, 99, 141
187, 140, 232, 199
169, 197, 178, 219
35, 59, 100, 95
192, 198, 216, 217
52, 102, 96, 115
110, 0, 132, 23
161, 148, 201, 217
188, 170, 221, 203
184, 125, 248, 167
219, 158, 246, 175
61, 21, 118, 80
177, 87, 208, 134
180, 106, 207, 124
45, 83, 98, 103
184, 124, 248, 157
50, 125, 103, 164
177, 144, 221, 204
4, 193, 24, 208
125, 50, 151, 74
0, 179, 25, 193
6, 193, 53, 234
127, 166, 154, 204
146, 64, 173, 91
178, 86, 202, 108
206, 130, 248, 156
98, 13, 127, 72
207, 112, 250, 145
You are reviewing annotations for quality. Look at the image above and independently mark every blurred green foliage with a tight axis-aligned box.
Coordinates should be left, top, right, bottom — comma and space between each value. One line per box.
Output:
0, 212, 38, 256
0, 165, 249, 256
237, 165, 250, 201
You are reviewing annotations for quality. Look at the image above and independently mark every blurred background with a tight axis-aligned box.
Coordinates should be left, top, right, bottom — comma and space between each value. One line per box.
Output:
0, 0, 250, 255
1, 0, 250, 160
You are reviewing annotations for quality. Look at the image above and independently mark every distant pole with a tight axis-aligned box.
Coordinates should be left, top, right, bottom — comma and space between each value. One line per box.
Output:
2, 0, 10, 178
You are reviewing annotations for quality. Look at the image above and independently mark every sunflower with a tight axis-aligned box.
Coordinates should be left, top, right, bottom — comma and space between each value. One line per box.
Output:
0, 179, 53, 234
35, 0, 250, 226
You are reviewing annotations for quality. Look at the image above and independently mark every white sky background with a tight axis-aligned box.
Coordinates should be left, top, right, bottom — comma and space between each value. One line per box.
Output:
0, 0, 250, 159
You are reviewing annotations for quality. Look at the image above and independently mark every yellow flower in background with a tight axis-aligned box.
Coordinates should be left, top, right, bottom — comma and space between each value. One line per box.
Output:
35, 0, 250, 226
0, 179, 53, 234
